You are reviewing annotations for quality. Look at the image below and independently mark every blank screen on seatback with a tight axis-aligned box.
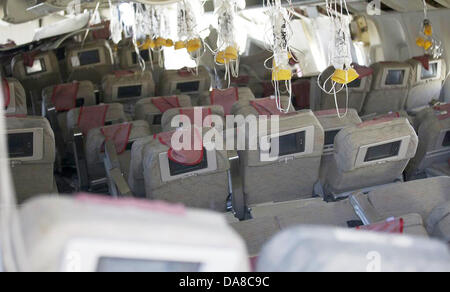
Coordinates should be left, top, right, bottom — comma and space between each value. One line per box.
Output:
78, 50, 100, 66
364, 140, 401, 162
132, 50, 151, 64
169, 148, 208, 176
97, 257, 201, 272
348, 78, 362, 88
421, 62, 438, 80
443, 131, 450, 147
385, 70, 405, 85
118, 85, 142, 99
276, 131, 306, 157
8, 132, 33, 158
324, 129, 340, 146
176, 81, 200, 93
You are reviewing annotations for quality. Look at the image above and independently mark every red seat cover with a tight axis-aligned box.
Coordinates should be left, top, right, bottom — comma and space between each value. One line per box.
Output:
2, 78, 10, 108
352, 63, 374, 79
51, 82, 80, 112
413, 55, 430, 71
179, 108, 213, 128
210, 88, 239, 115
101, 123, 133, 154
113, 70, 135, 78
151, 96, 181, 113
250, 98, 288, 116
155, 128, 204, 166
291, 80, 310, 109
77, 105, 109, 135
356, 218, 404, 234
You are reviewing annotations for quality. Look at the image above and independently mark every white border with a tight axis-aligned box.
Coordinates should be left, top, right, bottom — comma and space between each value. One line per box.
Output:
70, 48, 103, 68
112, 84, 144, 102
380, 67, 410, 88
260, 126, 315, 162
7, 128, 44, 162
170, 79, 205, 95
355, 136, 411, 168
159, 147, 218, 183
418, 60, 441, 82
323, 127, 342, 150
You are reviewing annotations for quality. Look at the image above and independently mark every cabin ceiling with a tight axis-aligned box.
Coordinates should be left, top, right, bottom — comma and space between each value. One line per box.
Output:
1, 0, 450, 25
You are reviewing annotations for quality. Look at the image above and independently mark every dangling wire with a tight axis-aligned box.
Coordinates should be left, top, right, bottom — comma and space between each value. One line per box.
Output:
174, 0, 205, 75
263, 0, 296, 113
416, 0, 443, 59
316, 0, 358, 119
208, 0, 241, 88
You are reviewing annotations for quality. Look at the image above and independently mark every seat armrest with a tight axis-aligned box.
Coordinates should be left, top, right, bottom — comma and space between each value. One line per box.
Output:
44, 100, 65, 171
72, 126, 89, 191
104, 140, 133, 197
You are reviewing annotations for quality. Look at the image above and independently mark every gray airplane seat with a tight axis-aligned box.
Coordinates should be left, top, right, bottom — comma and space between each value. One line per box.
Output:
157, 66, 211, 105
65, 40, 115, 85
42, 81, 97, 145
136, 128, 230, 211
134, 95, 192, 134
85, 120, 151, 182
235, 106, 324, 206
406, 56, 447, 112
323, 117, 418, 197
231, 95, 295, 117
427, 201, 450, 245
406, 103, 450, 178
362, 61, 413, 115
366, 110, 415, 126
66, 104, 127, 190
199, 87, 255, 115
3, 77, 27, 116
101, 70, 155, 117
102, 70, 155, 103
19, 195, 249, 271
256, 226, 450, 272
118, 41, 156, 71
318, 64, 373, 113
161, 105, 225, 133
5, 116, 56, 203
11, 50, 62, 115
314, 108, 362, 184
66, 103, 127, 136
355, 177, 450, 244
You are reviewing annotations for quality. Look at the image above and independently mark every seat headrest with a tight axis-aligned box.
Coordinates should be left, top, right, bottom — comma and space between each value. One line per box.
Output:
210, 87, 239, 115
161, 105, 224, 132
371, 61, 412, 90
6, 116, 55, 163
256, 226, 450, 272
315, 108, 362, 131
408, 57, 446, 84
334, 118, 418, 171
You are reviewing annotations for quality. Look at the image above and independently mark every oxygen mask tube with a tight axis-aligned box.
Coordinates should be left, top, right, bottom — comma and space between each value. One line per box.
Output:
317, 0, 358, 119
211, 0, 240, 88
416, 1, 443, 59
175, 0, 204, 76
263, 0, 294, 113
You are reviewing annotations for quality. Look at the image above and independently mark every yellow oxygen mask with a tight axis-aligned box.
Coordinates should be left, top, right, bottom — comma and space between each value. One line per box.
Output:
175, 41, 186, 50
187, 38, 202, 53
331, 67, 359, 85
155, 37, 166, 48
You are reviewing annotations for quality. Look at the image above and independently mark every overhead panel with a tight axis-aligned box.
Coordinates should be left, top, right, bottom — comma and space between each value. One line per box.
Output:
382, 0, 437, 12
434, 0, 450, 8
